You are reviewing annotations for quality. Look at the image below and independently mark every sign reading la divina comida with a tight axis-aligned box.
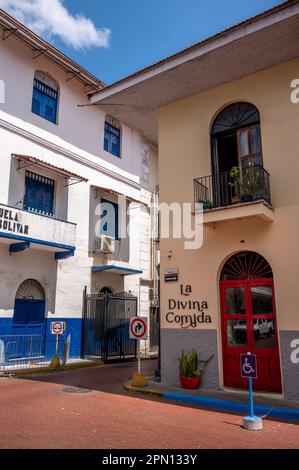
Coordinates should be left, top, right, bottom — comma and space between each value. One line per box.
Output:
166, 284, 212, 328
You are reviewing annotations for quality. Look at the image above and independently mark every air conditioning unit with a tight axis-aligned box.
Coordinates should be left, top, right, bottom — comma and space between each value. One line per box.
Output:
95, 235, 115, 254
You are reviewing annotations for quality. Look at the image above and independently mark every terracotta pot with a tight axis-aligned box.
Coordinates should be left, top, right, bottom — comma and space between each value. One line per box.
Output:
180, 376, 201, 389
132, 372, 148, 387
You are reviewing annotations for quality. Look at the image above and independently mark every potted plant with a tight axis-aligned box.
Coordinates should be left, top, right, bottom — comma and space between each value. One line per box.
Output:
201, 200, 213, 210
228, 166, 241, 204
178, 350, 214, 389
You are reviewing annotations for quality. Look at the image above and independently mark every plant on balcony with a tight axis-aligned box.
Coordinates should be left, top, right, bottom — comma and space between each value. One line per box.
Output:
201, 200, 213, 210
228, 166, 241, 204
252, 170, 264, 201
178, 350, 214, 389
240, 166, 264, 202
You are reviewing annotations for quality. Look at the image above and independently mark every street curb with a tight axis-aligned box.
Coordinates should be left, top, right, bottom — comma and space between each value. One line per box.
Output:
124, 381, 164, 397
1, 360, 104, 377
123, 382, 299, 422
163, 392, 299, 422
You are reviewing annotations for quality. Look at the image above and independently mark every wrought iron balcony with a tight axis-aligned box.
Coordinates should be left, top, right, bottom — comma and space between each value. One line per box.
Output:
194, 165, 271, 211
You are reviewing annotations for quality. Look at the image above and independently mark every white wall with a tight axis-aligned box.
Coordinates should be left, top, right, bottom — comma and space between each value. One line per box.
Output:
0, 33, 159, 334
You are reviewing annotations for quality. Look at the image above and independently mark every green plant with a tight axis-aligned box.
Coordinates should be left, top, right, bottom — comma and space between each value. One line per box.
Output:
252, 170, 263, 193
178, 350, 214, 377
201, 199, 213, 209
228, 166, 240, 197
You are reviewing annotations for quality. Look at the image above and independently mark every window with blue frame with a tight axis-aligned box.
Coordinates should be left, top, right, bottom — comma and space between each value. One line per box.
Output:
32, 74, 58, 124
100, 198, 119, 239
24, 171, 55, 217
104, 120, 121, 157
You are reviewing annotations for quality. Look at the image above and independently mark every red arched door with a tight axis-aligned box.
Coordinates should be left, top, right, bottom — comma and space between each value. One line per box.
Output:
220, 252, 282, 393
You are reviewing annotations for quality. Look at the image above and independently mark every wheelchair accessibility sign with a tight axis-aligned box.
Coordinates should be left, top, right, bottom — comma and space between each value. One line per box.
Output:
241, 353, 257, 379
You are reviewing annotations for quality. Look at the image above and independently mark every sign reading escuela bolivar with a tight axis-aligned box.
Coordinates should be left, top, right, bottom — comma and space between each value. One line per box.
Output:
166, 284, 212, 328
0, 203, 76, 249
0, 207, 29, 235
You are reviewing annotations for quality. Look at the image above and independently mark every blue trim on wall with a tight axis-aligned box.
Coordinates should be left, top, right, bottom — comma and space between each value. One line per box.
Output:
54, 251, 75, 260
92, 265, 143, 275
9, 241, 30, 253
0, 317, 82, 359
0, 231, 76, 252
163, 392, 299, 422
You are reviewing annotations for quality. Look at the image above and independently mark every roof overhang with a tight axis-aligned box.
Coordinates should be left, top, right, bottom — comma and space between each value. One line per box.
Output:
0, 8, 105, 93
92, 265, 143, 275
13, 154, 88, 186
91, 1, 299, 145
92, 185, 145, 206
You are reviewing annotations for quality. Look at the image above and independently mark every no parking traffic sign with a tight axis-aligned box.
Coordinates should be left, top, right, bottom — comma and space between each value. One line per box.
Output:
50, 321, 65, 335
129, 317, 148, 340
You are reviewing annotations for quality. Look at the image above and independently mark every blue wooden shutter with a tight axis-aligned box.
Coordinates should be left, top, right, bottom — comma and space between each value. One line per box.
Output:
104, 122, 121, 157
32, 78, 58, 124
100, 199, 119, 239
24, 171, 55, 216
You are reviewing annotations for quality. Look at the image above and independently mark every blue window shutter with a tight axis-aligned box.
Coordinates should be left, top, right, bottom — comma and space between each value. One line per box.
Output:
104, 122, 121, 157
100, 199, 119, 239
32, 89, 41, 115
32, 78, 58, 124
104, 133, 109, 152
24, 172, 55, 216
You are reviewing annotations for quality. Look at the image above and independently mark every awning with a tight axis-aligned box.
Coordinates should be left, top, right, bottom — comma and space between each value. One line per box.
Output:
92, 265, 143, 275
92, 185, 146, 206
13, 154, 88, 186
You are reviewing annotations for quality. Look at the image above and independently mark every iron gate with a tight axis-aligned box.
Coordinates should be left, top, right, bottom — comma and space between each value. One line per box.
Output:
82, 290, 137, 360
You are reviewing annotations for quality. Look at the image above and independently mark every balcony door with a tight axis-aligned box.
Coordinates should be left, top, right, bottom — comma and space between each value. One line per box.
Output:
237, 125, 263, 169
211, 102, 262, 206
220, 252, 282, 393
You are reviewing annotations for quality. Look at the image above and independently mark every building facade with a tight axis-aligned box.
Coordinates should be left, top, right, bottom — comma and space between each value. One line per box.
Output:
0, 10, 158, 360
91, 1, 299, 399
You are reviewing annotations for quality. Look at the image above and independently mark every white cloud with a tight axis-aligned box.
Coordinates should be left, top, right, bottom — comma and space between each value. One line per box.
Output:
0, 0, 111, 50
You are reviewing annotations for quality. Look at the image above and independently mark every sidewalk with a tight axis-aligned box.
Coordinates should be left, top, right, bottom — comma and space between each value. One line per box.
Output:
124, 377, 299, 422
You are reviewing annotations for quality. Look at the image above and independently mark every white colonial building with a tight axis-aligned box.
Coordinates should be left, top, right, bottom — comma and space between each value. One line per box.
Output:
0, 9, 159, 361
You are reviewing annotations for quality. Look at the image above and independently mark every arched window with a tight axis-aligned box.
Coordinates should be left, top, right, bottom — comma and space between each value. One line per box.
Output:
220, 251, 273, 281
13, 279, 46, 326
32, 71, 59, 124
100, 287, 113, 296
104, 115, 121, 157
211, 102, 262, 174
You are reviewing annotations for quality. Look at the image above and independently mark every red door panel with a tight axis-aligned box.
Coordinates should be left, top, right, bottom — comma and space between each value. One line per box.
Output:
220, 279, 282, 393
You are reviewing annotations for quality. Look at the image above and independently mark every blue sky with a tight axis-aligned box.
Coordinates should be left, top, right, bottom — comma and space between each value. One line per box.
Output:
1, 0, 284, 84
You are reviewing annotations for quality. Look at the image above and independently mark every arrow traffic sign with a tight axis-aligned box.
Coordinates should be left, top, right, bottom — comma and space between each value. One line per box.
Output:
129, 317, 148, 340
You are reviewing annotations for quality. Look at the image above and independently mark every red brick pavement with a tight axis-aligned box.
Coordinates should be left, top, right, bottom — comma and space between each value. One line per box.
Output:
0, 360, 298, 449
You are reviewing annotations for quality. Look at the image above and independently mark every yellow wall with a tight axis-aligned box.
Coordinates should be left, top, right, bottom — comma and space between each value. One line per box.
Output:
158, 59, 299, 332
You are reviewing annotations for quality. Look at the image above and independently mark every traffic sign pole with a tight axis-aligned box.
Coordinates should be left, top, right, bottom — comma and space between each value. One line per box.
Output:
130, 317, 148, 387
240, 353, 263, 431
248, 377, 254, 418
55, 333, 59, 355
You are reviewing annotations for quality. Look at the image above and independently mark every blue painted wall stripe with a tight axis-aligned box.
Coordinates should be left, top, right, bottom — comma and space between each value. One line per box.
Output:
163, 392, 299, 422
0, 231, 75, 251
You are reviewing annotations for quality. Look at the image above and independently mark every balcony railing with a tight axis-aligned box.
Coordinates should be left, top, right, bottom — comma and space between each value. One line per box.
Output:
194, 165, 271, 211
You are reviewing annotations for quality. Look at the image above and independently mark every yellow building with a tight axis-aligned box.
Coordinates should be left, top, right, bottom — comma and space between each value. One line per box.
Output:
91, 1, 299, 400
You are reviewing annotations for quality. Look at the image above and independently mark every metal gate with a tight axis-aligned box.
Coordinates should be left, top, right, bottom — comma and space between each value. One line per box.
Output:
82, 290, 137, 360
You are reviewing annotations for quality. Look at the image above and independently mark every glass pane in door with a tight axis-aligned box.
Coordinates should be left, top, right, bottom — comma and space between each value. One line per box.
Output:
250, 126, 261, 154
225, 288, 245, 314
239, 130, 249, 157
253, 319, 276, 349
227, 319, 247, 346
251, 286, 273, 315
